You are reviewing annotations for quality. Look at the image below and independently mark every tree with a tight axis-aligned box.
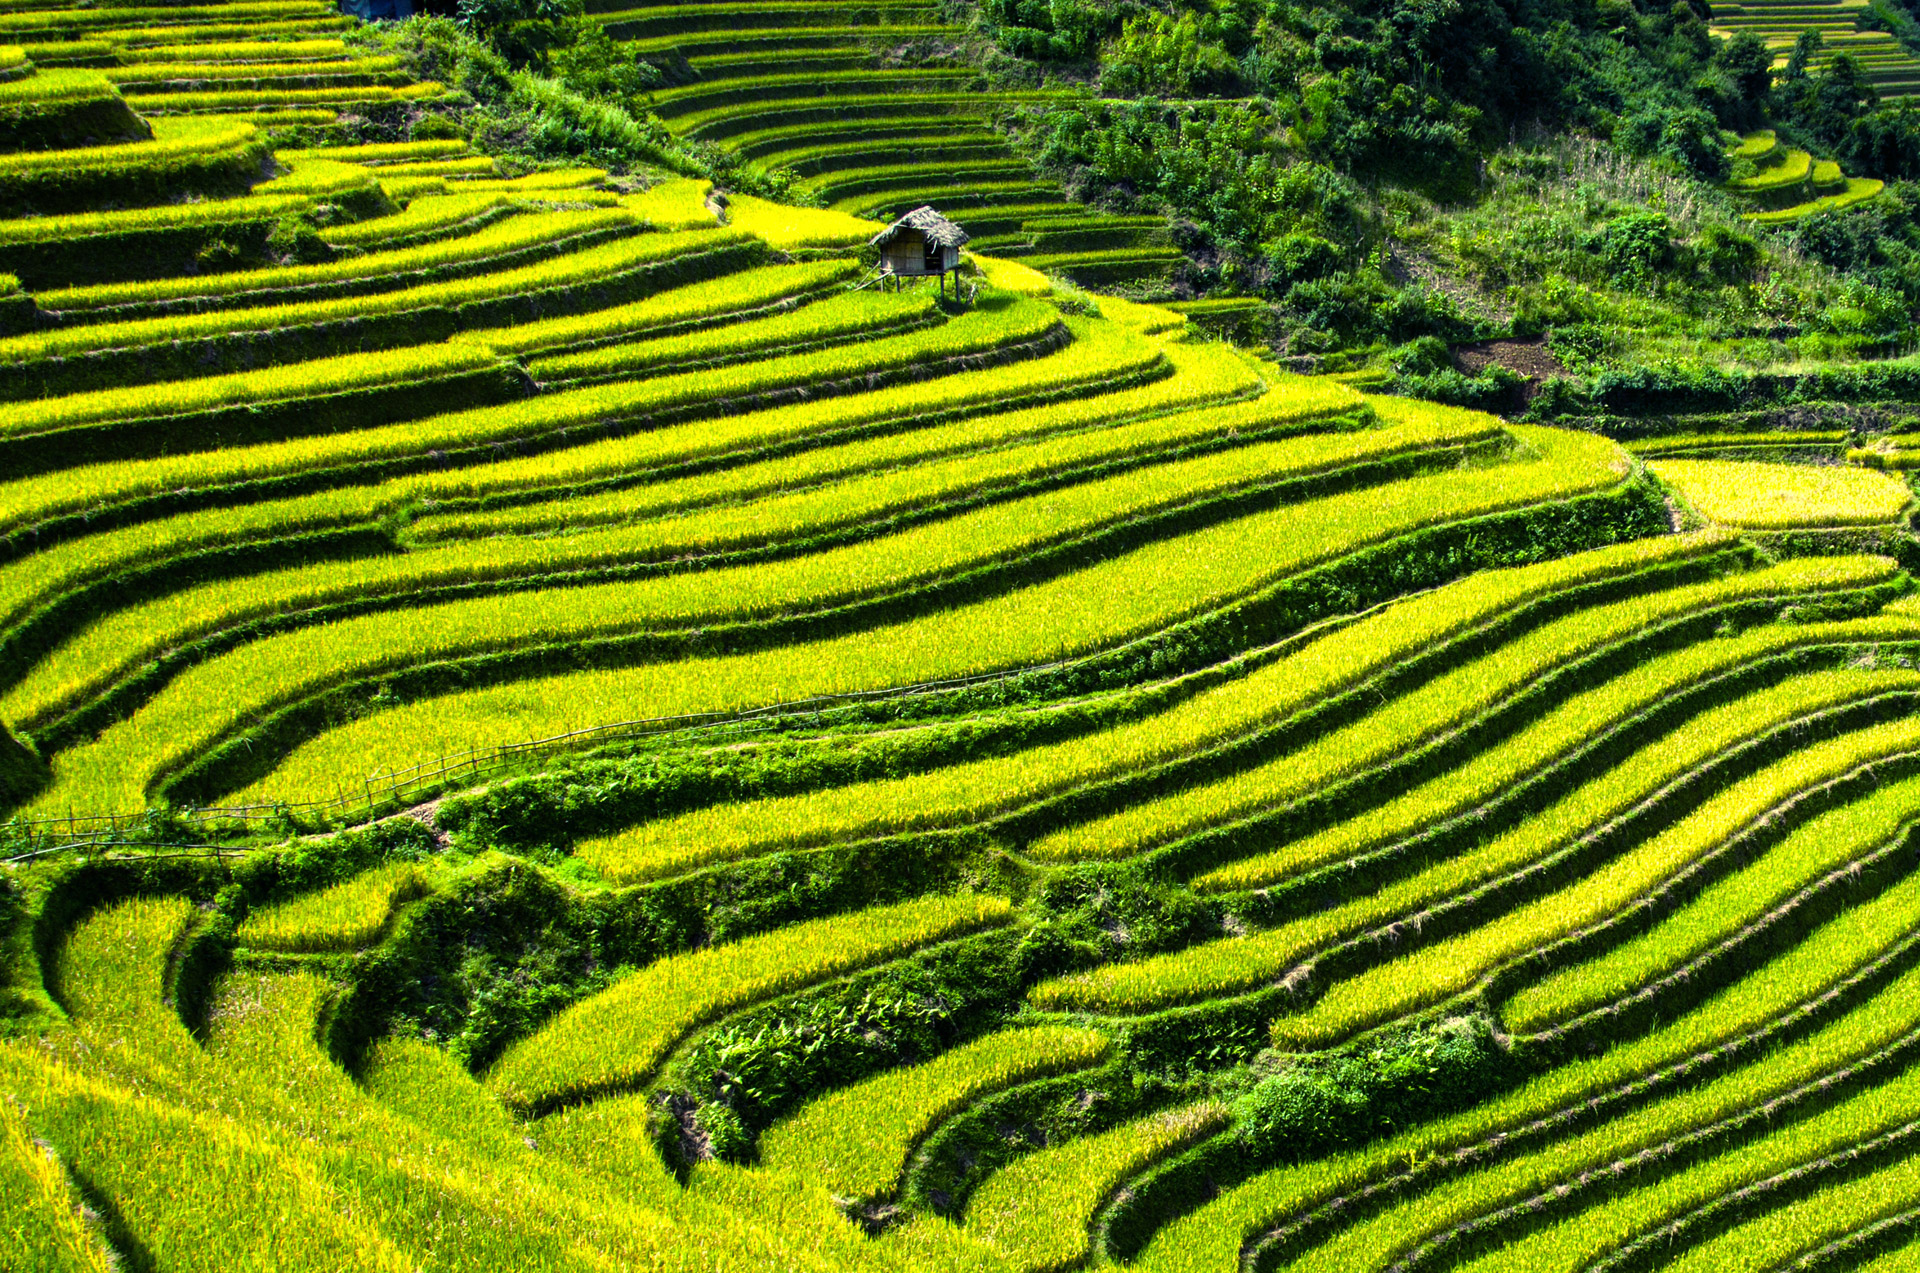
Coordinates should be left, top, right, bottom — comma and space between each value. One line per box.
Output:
1717, 31, 1775, 104
456, 0, 582, 70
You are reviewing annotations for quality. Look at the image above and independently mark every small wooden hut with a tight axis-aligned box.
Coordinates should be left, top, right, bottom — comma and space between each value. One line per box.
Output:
869, 205, 969, 295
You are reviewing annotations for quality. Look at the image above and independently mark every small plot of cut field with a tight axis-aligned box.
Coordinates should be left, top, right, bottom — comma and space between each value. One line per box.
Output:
1649, 456, 1913, 527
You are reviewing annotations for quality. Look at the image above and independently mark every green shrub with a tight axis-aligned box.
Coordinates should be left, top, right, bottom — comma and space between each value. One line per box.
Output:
1236, 1015, 1508, 1161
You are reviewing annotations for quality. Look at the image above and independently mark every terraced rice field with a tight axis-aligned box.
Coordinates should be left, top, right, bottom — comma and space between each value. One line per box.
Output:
6, 1, 1920, 1270
606, 0, 1185, 286
1723, 129, 1887, 223
1711, 0, 1920, 99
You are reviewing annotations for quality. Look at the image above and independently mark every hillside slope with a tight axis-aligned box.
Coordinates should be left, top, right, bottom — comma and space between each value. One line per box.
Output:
6, 2, 1920, 1271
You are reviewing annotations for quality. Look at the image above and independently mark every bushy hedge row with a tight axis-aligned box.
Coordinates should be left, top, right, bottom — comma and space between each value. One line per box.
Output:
1593, 359, 1920, 414
323, 828, 980, 1073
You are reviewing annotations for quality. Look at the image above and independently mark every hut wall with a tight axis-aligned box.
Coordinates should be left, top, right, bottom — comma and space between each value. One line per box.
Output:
883, 243, 931, 275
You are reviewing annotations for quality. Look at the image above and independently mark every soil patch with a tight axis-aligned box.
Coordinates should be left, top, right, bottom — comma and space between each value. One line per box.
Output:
1452, 336, 1567, 384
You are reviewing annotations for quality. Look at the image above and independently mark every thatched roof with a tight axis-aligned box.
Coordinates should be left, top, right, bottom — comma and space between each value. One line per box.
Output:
870, 205, 970, 250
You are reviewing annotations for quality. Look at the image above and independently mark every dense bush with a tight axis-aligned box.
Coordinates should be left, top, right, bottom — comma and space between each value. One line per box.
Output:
1235, 1013, 1511, 1158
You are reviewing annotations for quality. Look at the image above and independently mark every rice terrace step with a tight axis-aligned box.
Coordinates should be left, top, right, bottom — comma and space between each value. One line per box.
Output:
3, 0, 1920, 1267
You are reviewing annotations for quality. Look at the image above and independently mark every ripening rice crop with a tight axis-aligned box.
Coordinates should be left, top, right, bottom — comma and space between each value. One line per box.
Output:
455, 258, 860, 357
1135, 870, 1920, 1273
1028, 554, 1896, 864
969, 253, 1054, 296
0, 191, 309, 243
216, 425, 1631, 817
725, 192, 879, 247
0, 227, 741, 367
234, 862, 431, 952
1629, 1150, 1920, 1273
317, 191, 513, 248
1452, 1060, 1920, 1273
119, 80, 444, 112
1271, 969, 1920, 1273
1038, 664, 1920, 1013
34, 207, 637, 311
1650, 456, 1913, 527
0, 288, 1046, 536
0, 1046, 418, 1273
526, 286, 939, 382
418, 333, 1272, 539
941, 1102, 1227, 1267
622, 177, 719, 230
756, 1025, 1111, 1200
408, 310, 1175, 501
0, 1092, 112, 1273
1270, 711, 1920, 1048
273, 138, 469, 165
54, 895, 194, 1023
0, 484, 395, 635
8, 406, 1487, 794
0, 341, 502, 440
0, 308, 1150, 546
437, 385, 1331, 549
566, 532, 1735, 881
1192, 607, 1920, 895
1502, 765, 1920, 1031
14, 18, 1920, 1269
0, 112, 259, 176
